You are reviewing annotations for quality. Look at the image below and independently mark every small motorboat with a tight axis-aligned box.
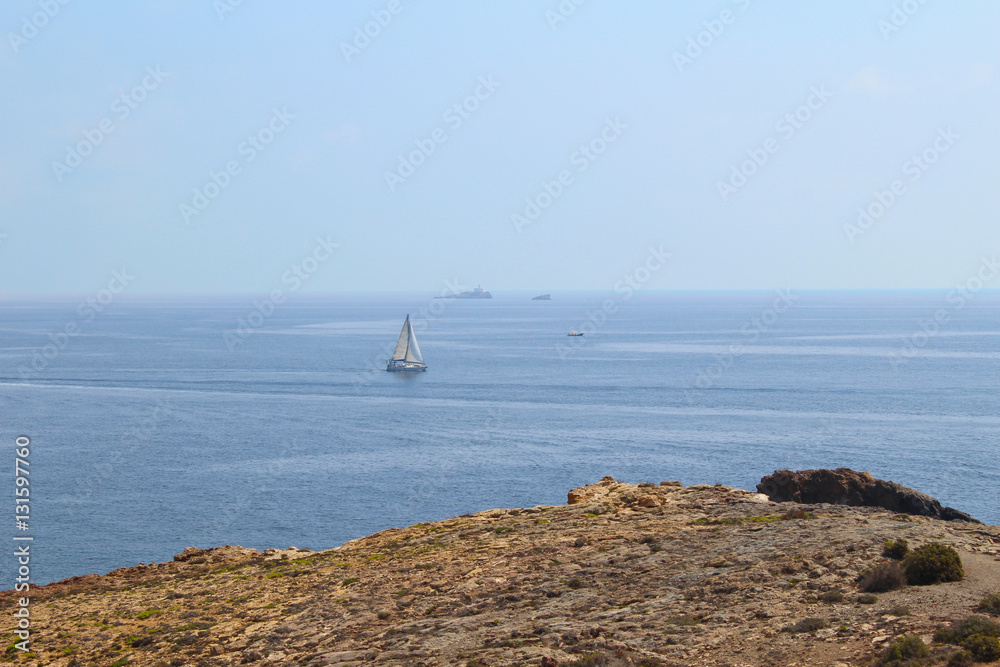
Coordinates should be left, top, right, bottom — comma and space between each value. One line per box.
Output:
567, 331, 584, 336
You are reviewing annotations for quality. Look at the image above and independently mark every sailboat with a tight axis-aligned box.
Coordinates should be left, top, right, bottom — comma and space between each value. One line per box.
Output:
386, 315, 427, 372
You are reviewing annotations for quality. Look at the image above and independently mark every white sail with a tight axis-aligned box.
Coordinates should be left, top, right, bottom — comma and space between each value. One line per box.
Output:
391, 316, 410, 361
404, 321, 423, 363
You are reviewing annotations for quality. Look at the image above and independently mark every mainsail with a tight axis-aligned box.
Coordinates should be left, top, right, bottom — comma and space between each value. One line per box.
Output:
391, 315, 424, 364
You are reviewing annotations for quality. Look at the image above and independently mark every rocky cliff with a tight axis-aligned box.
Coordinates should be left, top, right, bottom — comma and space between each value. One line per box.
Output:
4, 474, 999, 666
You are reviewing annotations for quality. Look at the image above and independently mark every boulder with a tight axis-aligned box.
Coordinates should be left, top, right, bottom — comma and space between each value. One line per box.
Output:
757, 468, 980, 523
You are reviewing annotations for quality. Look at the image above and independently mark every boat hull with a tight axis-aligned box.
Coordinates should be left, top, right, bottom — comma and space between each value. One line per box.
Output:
386, 361, 427, 372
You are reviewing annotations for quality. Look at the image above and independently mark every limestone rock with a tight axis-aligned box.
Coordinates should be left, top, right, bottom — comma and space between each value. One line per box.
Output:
757, 468, 980, 522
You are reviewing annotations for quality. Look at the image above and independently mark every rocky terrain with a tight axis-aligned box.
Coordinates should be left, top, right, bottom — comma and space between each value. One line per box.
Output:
4, 473, 1000, 666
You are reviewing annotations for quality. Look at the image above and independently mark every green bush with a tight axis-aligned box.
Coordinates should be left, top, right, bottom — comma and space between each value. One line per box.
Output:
882, 539, 909, 560
783, 618, 828, 634
879, 635, 929, 665
903, 543, 963, 585
124, 635, 153, 648
946, 650, 973, 667
563, 650, 662, 666
934, 616, 1000, 645
859, 562, 907, 593
963, 634, 1000, 662
818, 590, 844, 603
977, 592, 1000, 616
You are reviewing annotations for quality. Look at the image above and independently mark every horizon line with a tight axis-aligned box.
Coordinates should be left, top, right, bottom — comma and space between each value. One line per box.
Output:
2, 288, 999, 300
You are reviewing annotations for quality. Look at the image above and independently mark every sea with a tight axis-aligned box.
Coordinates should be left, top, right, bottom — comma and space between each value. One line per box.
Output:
1, 291, 998, 585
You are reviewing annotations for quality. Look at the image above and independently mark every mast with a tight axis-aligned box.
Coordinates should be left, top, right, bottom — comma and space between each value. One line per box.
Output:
404, 318, 410, 359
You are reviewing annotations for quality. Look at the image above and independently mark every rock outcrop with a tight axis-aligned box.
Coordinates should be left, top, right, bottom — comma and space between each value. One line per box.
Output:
757, 468, 981, 523
4, 476, 998, 666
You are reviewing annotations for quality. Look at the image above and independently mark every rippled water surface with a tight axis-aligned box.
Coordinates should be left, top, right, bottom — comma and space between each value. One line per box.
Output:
1, 291, 998, 584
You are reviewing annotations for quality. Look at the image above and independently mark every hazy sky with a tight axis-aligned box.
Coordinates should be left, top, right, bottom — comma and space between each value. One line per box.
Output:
1, 1, 998, 294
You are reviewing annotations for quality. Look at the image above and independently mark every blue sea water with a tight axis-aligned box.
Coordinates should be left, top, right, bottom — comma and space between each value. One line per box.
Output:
1, 291, 998, 585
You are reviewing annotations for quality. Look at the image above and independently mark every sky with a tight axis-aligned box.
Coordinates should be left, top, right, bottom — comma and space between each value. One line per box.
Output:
1, 0, 998, 294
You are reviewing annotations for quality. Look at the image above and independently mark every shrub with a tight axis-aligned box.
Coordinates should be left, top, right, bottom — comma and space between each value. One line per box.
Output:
964, 635, 1000, 662
818, 590, 844, 603
887, 605, 911, 617
859, 562, 907, 593
934, 616, 1000, 645
857, 593, 878, 604
784, 618, 828, 634
977, 592, 1000, 616
563, 650, 662, 666
904, 543, 963, 585
879, 635, 929, 665
882, 539, 909, 560
665, 615, 700, 626
946, 651, 973, 667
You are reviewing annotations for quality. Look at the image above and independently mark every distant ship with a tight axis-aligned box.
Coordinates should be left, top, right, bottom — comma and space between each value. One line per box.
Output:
532, 294, 551, 300
567, 331, 584, 336
386, 315, 427, 372
438, 284, 492, 299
